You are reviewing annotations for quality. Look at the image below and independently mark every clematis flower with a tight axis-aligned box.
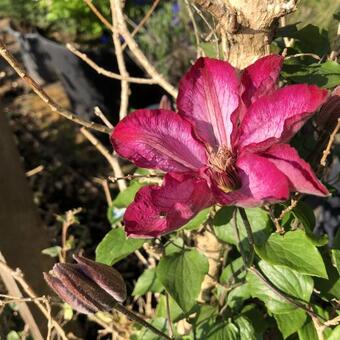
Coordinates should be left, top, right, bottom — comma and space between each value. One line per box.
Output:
111, 55, 329, 238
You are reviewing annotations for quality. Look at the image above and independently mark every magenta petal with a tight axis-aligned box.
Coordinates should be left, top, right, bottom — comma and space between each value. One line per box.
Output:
177, 57, 241, 148
262, 144, 329, 196
241, 54, 283, 107
124, 173, 214, 238
214, 153, 290, 207
111, 109, 207, 172
238, 84, 328, 152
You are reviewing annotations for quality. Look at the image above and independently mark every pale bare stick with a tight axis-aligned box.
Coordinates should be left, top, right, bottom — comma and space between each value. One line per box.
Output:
94, 177, 113, 206
111, 0, 130, 120
0, 257, 68, 340
94, 106, 114, 129
320, 118, 340, 166
80, 127, 127, 191
0, 40, 111, 134
122, 0, 160, 50
184, 0, 202, 58
112, 0, 178, 99
26, 165, 44, 177
0, 252, 44, 340
67, 44, 157, 85
83, 0, 113, 31
285, 53, 321, 61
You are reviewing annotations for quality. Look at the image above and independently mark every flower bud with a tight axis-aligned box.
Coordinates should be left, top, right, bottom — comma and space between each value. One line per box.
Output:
44, 255, 127, 314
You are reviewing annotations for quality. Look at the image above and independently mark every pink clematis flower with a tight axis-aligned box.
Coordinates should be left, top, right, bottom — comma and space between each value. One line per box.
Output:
111, 55, 329, 238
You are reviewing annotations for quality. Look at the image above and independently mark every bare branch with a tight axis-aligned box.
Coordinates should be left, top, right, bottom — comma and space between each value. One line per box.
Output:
0, 40, 111, 134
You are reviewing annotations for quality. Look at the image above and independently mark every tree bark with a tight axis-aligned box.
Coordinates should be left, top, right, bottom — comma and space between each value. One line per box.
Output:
192, 0, 298, 68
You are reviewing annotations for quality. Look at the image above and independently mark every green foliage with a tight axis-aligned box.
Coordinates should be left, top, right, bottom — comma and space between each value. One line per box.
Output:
95, 227, 145, 265
255, 230, 327, 278
156, 249, 209, 313
132, 268, 164, 296
248, 261, 314, 314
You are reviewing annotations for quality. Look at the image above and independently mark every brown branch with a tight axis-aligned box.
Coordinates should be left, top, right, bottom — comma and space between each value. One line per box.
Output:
113, 0, 178, 99
80, 127, 127, 191
248, 266, 324, 321
111, 0, 130, 120
122, 0, 161, 50
0, 40, 111, 134
0, 253, 44, 340
0, 257, 68, 340
320, 118, 340, 166
83, 0, 113, 31
67, 44, 158, 84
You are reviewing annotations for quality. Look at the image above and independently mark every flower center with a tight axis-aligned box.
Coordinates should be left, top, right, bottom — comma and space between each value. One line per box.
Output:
208, 145, 240, 193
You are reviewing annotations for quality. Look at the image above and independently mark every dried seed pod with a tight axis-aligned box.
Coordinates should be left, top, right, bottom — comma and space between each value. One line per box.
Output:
44, 255, 127, 314
73, 255, 127, 302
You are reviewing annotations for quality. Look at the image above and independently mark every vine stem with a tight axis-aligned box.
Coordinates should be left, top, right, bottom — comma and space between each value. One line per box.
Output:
112, 301, 172, 339
248, 266, 325, 322
238, 207, 255, 268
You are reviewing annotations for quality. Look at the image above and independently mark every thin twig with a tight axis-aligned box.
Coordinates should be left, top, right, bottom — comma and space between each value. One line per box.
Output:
238, 208, 255, 268
113, 0, 178, 99
0, 253, 44, 340
248, 266, 325, 321
232, 209, 247, 266
285, 53, 321, 61
67, 44, 158, 84
94, 106, 114, 129
0, 259, 68, 340
112, 301, 172, 339
122, 0, 160, 50
0, 40, 111, 134
80, 127, 127, 191
184, 0, 202, 58
273, 197, 299, 233
165, 292, 175, 338
111, 0, 130, 120
108, 173, 161, 183
83, 0, 113, 31
320, 118, 340, 166
26, 165, 44, 177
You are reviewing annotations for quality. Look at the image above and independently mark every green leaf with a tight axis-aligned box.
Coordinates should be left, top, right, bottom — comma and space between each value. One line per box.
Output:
227, 283, 251, 310
256, 230, 327, 278
220, 257, 246, 284
157, 249, 209, 313
41, 246, 61, 258
331, 249, 340, 275
182, 208, 211, 231
137, 317, 168, 340
282, 61, 340, 89
235, 316, 256, 340
213, 207, 272, 251
328, 325, 340, 340
274, 309, 307, 339
132, 268, 164, 296
155, 294, 185, 322
298, 319, 318, 340
241, 304, 269, 335
292, 202, 328, 246
95, 227, 145, 265
247, 261, 314, 314
199, 42, 222, 58
292, 201, 315, 232
206, 321, 239, 340
164, 237, 185, 256
112, 181, 145, 208
6, 331, 20, 340
287, 24, 330, 56
63, 303, 74, 321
